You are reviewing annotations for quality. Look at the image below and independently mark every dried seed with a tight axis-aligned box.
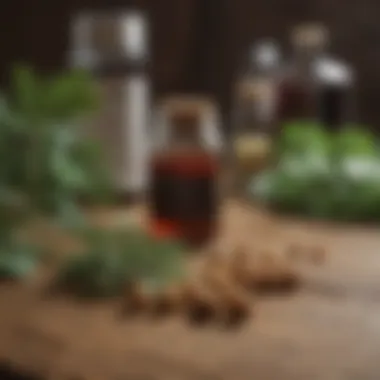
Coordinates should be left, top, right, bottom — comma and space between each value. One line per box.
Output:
181, 282, 222, 325
309, 246, 326, 266
231, 246, 250, 268
252, 261, 300, 294
120, 282, 151, 317
202, 267, 253, 328
222, 288, 252, 328
204, 252, 228, 273
285, 243, 305, 262
151, 285, 184, 317
230, 248, 252, 284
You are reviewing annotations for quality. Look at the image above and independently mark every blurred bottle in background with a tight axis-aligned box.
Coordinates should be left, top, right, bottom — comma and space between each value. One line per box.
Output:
278, 23, 329, 125
149, 96, 223, 247
315, 57, 355, 131
231, 40, 281, 197
68, 9, 151, 201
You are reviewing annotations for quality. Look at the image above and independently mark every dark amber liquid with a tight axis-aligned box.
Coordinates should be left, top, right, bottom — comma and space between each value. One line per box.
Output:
149, 150, 219, 246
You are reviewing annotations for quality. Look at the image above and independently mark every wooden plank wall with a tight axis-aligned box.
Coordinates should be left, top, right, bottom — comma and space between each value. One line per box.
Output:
1, 0, 380, 130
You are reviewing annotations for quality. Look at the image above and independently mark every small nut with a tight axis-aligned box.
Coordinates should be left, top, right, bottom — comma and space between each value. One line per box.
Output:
220, 286, 253, 328
257, 251, 277, 267
120, 282, 151, 317
285, 243, 305, 261
204, 251, 227, 271
309, 246, 326, 266
181, 281, 222, 325
151, 285, 184, 316
231, 247, 249, 272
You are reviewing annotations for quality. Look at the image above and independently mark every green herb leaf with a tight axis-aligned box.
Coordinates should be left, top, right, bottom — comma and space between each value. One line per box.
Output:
58, 228, 186, 298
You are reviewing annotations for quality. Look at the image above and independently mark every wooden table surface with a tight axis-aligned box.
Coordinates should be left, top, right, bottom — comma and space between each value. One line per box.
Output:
0, 201, 380, 380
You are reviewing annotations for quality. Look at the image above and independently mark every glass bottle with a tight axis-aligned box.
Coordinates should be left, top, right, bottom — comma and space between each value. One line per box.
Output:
231, 40, 281, 196
314, 57, 355, 131
278, 23, 329, 124
149, 96, 223, 247
68, 9, 151, 201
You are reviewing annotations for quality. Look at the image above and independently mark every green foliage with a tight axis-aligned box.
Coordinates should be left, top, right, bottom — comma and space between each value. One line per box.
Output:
251, 154, 333, 216
331, 157, 380, 221
251, 121, 380, 222
57, 228, 186, 298
274, 121, 332, 158
0, 64, 111, 280
1, 64, 110, 226
0, 237, 40, 280
11, 64, 99, 123
333, 125, 377, 158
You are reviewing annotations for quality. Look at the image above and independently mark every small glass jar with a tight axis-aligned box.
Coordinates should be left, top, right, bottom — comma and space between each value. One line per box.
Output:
149, 96, 223, 247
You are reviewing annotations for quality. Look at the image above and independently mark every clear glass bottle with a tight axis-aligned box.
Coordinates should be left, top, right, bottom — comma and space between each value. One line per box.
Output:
231, 40, 281, 196
149, 96, 223, 246
278, 23, 329, 124
68, 9, 151, 201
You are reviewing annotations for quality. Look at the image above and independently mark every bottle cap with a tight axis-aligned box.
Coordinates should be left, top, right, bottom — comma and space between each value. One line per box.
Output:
314, 57, 354, 87
68, 10, 148, 63
161, 96, 217, 123
158, 95, 223, 151
291, 23, 329, 50
120, 11, 148, 59
250, 40, 281, 69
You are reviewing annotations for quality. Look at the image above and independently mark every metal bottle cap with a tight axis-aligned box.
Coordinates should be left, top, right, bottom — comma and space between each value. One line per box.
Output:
314, 57, 354, 87
68, 10, 148, 67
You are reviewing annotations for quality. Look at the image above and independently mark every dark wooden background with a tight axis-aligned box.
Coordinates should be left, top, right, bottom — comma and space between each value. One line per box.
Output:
1, 0, 380, 129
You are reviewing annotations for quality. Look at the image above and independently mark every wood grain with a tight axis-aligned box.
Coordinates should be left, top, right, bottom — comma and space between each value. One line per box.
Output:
0, 201, 380, 380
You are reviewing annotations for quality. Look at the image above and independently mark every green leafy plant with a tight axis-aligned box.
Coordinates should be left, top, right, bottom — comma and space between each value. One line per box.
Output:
251, 121, 380, 222
57, 228, 186, 298
274, 121, 332, 159
0, 238, 40, 280
0, 64, 109, 279
333, 125, 377, 158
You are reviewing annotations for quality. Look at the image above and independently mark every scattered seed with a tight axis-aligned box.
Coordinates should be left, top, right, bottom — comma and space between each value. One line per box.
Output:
181, 282, 222, 326
309, 245, 326, 266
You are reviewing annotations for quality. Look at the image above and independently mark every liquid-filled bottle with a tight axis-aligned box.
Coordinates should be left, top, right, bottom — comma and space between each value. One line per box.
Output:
149, 97, 223, 247
278, 23, 329, 124
314, 57, 355, 131
231, 40, 281, 196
